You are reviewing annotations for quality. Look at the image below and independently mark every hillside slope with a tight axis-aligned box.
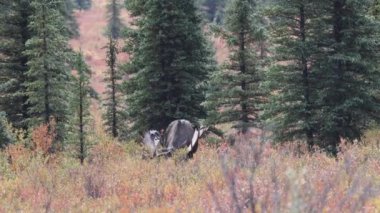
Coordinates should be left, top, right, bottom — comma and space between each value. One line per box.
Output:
69, 0, 130, 96
69, 0, 227, 97
68, 0, 131, 133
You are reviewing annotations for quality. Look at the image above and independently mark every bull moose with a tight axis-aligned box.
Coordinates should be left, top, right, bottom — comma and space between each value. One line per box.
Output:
143, 119, 208, 158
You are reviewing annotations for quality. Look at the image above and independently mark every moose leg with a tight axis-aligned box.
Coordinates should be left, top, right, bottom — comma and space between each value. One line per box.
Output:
187, 141, 198, 158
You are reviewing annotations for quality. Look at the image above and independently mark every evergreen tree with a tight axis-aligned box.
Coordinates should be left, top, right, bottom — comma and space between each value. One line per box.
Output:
69, 52, 91, 164
265, 0, 380, 154
25, 0, 73, 145
0, 0, 31, 129
103, 37, 123, 137
264, 0, 321, 149
107, 0, 123, 39
125, 0, 144, 16
313, 0, 380, 154
205, 0, 265, 133
0, 112, 16, 148
125, 0, 215, 134
75, 0, 91, 10
370, 0, 380, 17
199, 0, 226, 24
103, 0, 124, 138
62, 0, 80, 38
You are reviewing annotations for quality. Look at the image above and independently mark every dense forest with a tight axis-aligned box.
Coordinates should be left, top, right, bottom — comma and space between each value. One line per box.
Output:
1, 0, 380, 211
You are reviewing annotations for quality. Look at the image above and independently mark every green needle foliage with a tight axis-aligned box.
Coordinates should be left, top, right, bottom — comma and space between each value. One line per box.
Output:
124, 0, 215, 134
124, 0, 144, 16
62, 0, 80, 38
205, 0, 266, 133
0, 112, 16, 148
69, 52, 91, 164
370, 0, 380, 17
75, 0, 91, 10
25, 0, 73, 145
0, 0, 31, 130
265, 0, 380, 154
106, 0, 124, 39
103, 0, 125, 138
198, 0, 226, 24
264, 0, 322, 149
313, 0, 380, 154
103, 37, 123, 138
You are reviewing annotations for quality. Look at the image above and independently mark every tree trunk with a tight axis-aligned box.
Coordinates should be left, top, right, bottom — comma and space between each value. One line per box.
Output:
239, 30, 248, 134
331, 0, 344, 152
42, 5, 50, 124
299, 5, 314, 150
110, 38, 118, 138
79, 78, 84, 164
20, 4, 30, 130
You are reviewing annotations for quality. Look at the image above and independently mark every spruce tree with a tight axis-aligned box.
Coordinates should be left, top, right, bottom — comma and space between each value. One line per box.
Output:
125, 0, 144, 16
199, 0, 226, 24
370, 0, 380, 17
62, 0, 79, 38
106, 0, 123, 39
124, 0, 215, 134
205, 0, 265, 133
265, 0, 380, 154
264, 0, 321, 148
70, 52, 91, 164
0, 112, 16, 148
25, 0, 73, 144
313, 0, 380, 154
76, 0, 91, 10
104, 37, 123, 137
103, 0, 124, 138
0, 0, 31, 129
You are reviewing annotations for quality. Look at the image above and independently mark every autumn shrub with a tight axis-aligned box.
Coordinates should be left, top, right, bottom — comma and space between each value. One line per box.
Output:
207, 139, 380, 212
124, 139, 145, 158
87, 139, 124, 165
0, 130, 380, 212
31, 119, 57, 155
83, 164, 107, 198
0, 119, 29, 174
3, 120, 60, 174
0, 151, 12, 179
5, 143, 31, 173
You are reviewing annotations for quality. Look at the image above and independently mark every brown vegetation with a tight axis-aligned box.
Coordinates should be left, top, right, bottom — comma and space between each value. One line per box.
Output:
1, 132, 379, 212
31, 119, 56, 155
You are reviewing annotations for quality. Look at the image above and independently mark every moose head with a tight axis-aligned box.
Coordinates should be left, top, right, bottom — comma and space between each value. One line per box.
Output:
143, 130, 161, 158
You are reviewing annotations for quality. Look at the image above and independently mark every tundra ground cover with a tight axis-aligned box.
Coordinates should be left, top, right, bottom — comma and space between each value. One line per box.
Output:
1, 131, 380, 212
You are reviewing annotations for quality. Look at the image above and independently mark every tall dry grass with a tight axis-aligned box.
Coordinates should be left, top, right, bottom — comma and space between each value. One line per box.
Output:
0, 132, 380, 212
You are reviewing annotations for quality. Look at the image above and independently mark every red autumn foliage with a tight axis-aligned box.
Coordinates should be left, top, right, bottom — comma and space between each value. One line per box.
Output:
31, 118, 56, 155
